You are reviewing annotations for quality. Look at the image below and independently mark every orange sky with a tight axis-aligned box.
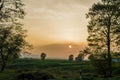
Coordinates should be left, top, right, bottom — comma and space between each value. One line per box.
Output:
23, 0, 99, 59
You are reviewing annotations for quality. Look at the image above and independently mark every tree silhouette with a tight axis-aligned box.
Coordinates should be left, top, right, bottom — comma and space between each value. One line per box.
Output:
75, 51, 84, 62
87, 0, 120, 77
68, 54, 74, 61
0, 0, 28, 72
41, 53, 46, 60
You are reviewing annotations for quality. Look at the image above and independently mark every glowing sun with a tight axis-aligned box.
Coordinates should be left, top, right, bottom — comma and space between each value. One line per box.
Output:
68, 45, 72, 49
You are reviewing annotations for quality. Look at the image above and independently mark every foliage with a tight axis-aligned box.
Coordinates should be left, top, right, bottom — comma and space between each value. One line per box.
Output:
75, 51, 84, 62
68, 54, 74, 61
86, 0, 120, 77
0, 0, 25, 22
0, 0, 29, 72
87, 0, 120, 51
15, 70, 55, 80
89, 52, 111, 77
0, 24, 28, 71
112, 52, 120, 58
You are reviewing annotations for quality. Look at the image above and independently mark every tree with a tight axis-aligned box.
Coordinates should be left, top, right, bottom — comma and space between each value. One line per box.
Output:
41, 53, 46, 60
87, 0, 120, 77
68, 54, 74, 61
75, 51, 84, 62
0, 0, 27, 72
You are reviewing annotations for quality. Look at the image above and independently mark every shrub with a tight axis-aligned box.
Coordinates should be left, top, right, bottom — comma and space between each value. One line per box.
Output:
41, 53, 46, 60
89, 53, 110, 77
15, 71, 55, 80
68, 55, 74, 61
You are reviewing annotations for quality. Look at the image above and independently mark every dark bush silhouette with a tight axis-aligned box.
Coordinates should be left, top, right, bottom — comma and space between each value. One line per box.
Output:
41, 53, 46, 60
15, 71, 55, 80
89, 53, 110, 77
68, 54, 74, 61
75, 52, 84, 62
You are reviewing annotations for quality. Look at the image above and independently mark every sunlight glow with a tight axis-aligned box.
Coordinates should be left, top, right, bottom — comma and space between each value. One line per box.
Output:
69, 45, 72, 49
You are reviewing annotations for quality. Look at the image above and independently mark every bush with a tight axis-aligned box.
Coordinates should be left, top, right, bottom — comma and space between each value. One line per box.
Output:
15, 71, 55, 80
82, 73, 95, 80
41, 53, 46, 60
75, 52, 84, 62
89, 53, 110, 77
113, 68, 120, 76
68, 55, 74, 61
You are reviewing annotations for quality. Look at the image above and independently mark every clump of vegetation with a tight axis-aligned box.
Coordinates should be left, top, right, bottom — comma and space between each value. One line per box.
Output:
75, 51, 84, 62
68, 54, 74, 61
89, 52, 110, 77
41, 53, 47, 60
0, 0, 30, 72
15, 70, 55, 80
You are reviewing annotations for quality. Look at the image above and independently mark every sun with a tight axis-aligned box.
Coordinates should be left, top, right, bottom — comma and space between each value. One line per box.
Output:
68, 45, 72, 49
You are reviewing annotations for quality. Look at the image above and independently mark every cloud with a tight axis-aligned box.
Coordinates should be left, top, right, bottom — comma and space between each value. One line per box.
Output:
24, 0, 98, 19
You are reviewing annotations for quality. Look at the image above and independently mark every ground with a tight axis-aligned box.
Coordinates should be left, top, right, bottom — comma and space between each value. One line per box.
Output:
0, 59, 120, 80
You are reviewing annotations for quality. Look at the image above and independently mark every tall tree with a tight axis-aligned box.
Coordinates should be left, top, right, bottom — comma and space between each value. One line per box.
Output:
86, 0, 120, 77
0, 0, 27, 72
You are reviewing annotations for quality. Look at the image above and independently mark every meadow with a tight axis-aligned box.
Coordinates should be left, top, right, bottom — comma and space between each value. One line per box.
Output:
0, 59, 120, 80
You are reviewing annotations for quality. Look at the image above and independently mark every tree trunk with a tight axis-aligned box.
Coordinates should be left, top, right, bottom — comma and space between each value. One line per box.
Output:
107, 17, 112, 77
0, 61, 6, 72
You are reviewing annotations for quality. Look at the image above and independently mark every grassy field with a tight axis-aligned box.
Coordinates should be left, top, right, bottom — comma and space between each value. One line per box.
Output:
0, 58, 120, 80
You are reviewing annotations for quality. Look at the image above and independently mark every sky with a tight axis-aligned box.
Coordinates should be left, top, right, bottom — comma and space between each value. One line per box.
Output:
23, 0, 99, 59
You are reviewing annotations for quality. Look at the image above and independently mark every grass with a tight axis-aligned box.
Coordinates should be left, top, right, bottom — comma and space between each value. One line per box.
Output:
0, 58, 120, 80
